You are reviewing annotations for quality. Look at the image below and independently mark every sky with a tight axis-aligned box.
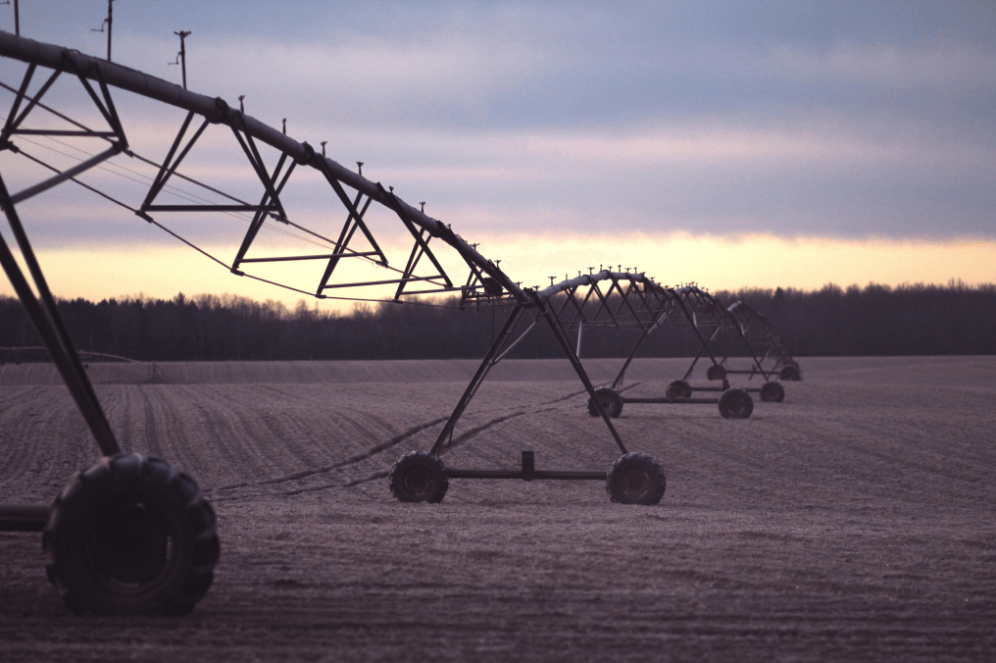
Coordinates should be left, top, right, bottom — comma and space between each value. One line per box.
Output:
0, 0, 993, 311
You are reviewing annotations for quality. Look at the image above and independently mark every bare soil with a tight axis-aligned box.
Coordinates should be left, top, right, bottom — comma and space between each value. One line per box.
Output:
1, 356, 994, 662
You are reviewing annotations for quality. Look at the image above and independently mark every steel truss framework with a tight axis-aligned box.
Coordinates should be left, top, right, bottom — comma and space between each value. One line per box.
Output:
0, 29, 684, 533
728, 301, 803, 381
664, 286, 780, 390
521, 275, 787, 418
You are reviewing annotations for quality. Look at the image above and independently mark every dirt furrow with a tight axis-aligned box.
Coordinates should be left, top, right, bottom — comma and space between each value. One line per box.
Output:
1, 357, 994, 661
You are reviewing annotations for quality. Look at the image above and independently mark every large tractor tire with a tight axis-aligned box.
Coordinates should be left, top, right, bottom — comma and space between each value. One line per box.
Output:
780, 365, 802, 381
43, 453, 220, 616
760, 381, 785, 403
605, 453, 666, 505
389, 451, 449, 503
718, 388, 754, 419
666, 380, 692, 399
706, 364, 727, 381
586, 387, 624, 418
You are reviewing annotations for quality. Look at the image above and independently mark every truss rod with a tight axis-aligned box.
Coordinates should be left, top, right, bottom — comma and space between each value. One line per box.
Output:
322, 275, 449, 289
430, 306, 527, 456
239, 252, 378, 264
531, 291, 628, 455
9, 143, 122, 204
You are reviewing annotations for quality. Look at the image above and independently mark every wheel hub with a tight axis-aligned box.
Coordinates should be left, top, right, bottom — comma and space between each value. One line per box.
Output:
89, 501, 171, 585
619, 469, 650, 500
402, 466, 433, 496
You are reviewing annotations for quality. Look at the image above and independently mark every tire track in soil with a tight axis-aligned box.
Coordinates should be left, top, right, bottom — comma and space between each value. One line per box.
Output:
274, 411, 467, 495
152, 385, 228, 473
246, 407, 412, 494
108, 384, 208, 476
336, 382, 644, 492
532, 381, 643, 408
212, 385, 316, 481
445, 407, 560, 452
211, 408, 461, 499
182, 386, 288, 491
183, 385, 436, 496
0, 386, 51, 484
139, 386, 164, 459
261, 415, 451, 487
4, 358, 995, 661
329, 381, 638, 489
258, 383, 601, 496
223, 385, 352, 482
335, 406, 564, 491
234, 386, 358, 479
0, 386, 96, 501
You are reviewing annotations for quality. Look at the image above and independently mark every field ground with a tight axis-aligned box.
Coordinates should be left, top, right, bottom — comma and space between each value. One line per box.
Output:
1, 356, 994, 661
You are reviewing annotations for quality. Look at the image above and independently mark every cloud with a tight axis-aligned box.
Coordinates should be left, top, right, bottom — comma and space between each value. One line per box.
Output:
765, 40, 996, 88
1, 1, 994, 307
1, 0, 993, 256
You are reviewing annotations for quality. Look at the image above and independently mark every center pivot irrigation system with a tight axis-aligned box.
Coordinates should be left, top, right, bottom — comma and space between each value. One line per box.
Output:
0, 31, 798, 615
727, 300, 802, 382
542, 276, 792, 421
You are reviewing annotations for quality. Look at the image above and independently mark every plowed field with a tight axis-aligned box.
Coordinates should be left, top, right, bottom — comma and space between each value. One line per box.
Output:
1, 357, 994, 661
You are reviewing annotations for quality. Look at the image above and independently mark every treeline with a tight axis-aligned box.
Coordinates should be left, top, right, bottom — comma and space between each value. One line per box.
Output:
1, 282, 994, 362
731, 282, 996, 357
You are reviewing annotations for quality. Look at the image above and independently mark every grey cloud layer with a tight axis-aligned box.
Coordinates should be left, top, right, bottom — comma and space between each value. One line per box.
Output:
4, 0, 994, 242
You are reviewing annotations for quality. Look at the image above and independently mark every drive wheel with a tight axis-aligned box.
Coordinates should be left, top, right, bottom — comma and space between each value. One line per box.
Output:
780, 365, 801, 381
389, 451, 448, 503
760, 381, 785, 403
706, 364, 727, 381
43, 453, 220, 616
666, 380, 692, 399
606, 453, 666, 505
718, 388, 753, 419
587, 387, 624, 418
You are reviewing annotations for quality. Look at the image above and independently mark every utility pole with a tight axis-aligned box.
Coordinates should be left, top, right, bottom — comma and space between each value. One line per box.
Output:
170, 30, 191, 89
106, 0, 113, 61
2, 0, 19, 36
91, 0, 114, 61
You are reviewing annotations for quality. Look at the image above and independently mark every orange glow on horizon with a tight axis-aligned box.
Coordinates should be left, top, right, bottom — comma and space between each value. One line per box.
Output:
1, 233, 993, 313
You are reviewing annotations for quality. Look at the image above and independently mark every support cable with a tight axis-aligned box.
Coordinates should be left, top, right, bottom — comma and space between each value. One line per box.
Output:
7, 137, 463, 299
7, 146, 466, 308
0, 77, 500, 302
0, 84, 394, 260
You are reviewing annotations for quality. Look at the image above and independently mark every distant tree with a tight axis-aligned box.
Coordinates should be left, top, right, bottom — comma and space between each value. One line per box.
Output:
1, 282, 994, 362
